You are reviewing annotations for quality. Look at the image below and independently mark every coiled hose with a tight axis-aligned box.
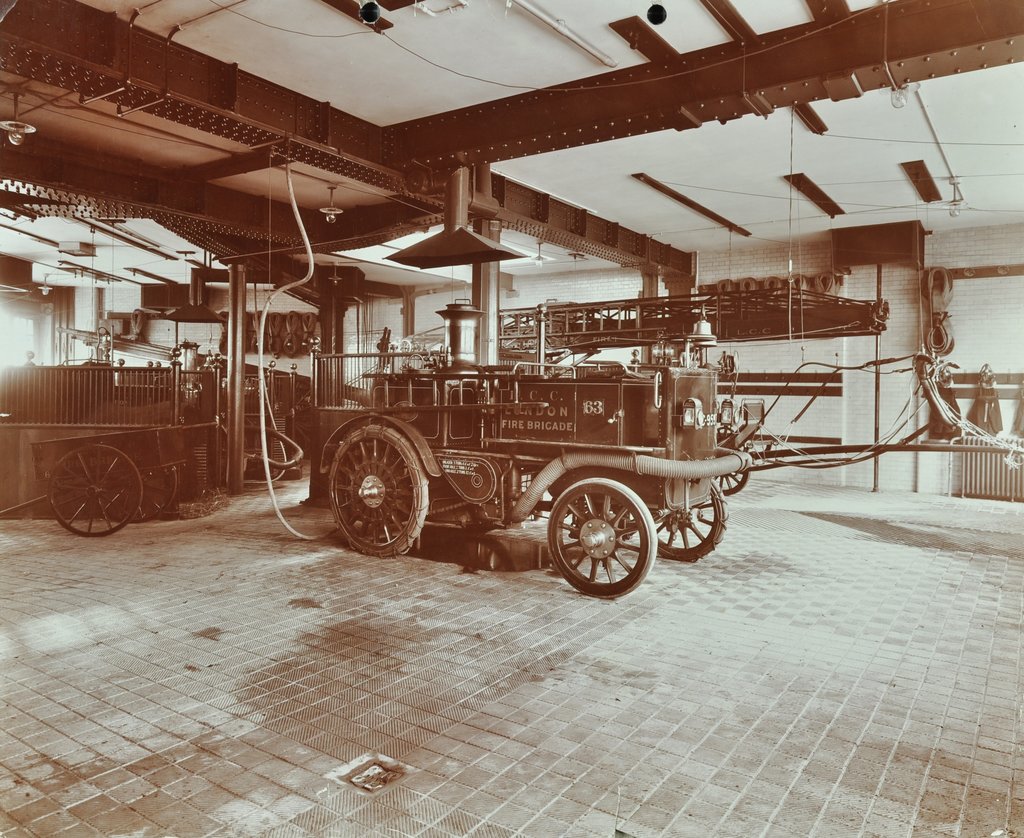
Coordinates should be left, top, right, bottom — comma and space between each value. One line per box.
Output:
922, 267, 955, 357
510, 448, 752, 523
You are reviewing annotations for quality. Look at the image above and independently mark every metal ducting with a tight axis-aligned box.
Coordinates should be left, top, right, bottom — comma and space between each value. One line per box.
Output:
386, 167, 518, 269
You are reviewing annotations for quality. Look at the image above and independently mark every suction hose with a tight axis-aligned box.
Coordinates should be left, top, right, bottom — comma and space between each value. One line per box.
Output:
252, 161, 324, 541
510, 448, 752, 523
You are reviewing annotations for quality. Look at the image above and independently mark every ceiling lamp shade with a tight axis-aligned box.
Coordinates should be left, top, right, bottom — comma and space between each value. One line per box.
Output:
165, 302, 224, 323
385, 226, 520, 270
0, 92, 36, 146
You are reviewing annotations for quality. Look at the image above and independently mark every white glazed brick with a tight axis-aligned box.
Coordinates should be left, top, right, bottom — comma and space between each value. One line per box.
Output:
508, 221, 1022, 497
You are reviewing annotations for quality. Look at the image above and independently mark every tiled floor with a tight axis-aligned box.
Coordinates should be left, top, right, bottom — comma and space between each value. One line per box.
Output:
1, 477, 1022, 837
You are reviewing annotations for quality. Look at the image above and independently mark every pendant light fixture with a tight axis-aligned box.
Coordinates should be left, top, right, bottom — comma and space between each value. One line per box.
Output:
320, 186, 343, 224
0, 92, 36, 146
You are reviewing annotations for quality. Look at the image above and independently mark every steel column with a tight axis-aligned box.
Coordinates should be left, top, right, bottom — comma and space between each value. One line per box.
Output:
873, 264, 882, 493
401, 287, 416, 339
640, 268, 660, 364
472, 218, 501, 366
226, 263, 246, 494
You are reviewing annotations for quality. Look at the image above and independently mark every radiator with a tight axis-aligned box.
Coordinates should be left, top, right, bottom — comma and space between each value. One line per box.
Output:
960, 437, 1024, 502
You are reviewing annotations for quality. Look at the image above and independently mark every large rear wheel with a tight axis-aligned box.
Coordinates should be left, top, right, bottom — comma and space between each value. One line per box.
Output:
49, 443, 143, 537
547, 478, 656, 599
655, 481, 727, 562
136, 465, 179, 522
329, 425, 428, 556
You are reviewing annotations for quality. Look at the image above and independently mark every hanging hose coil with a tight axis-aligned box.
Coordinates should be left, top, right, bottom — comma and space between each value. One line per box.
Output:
922, 267, 955, 357
129, 309, 148, 340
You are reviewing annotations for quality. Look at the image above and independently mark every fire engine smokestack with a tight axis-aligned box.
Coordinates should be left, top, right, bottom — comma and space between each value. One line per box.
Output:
437, 300, 483, 371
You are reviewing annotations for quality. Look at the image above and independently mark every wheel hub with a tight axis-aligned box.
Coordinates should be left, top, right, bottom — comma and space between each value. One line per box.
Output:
579, 518, 616, 559
358, 474, 386, 508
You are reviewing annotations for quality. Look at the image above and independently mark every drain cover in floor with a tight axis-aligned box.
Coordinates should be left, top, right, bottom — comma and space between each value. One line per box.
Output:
324, 752, 415, 797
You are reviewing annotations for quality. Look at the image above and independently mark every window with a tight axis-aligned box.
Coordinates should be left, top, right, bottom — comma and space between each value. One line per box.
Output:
0, 304, 36, 367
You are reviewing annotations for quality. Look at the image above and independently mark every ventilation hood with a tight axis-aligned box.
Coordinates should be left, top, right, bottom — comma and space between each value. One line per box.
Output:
386, 166, 517, 269
386, 225, 518, 269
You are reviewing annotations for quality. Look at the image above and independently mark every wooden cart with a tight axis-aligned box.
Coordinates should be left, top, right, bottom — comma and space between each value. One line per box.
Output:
31, 424, 210, 536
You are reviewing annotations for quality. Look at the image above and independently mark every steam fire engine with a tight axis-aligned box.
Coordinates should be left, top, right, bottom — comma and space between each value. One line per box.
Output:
309, 287, 889, 598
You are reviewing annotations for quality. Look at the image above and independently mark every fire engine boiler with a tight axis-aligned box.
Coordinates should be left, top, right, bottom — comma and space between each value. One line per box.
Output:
310, 302, 751, 599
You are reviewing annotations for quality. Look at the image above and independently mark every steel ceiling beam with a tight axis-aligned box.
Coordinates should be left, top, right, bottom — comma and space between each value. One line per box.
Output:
0, 136, 311, 241
314, 0, 393, 32
804, 0, 851, 25
0, 0, 403, 191
631, 173, 751, 238
180, 149, 276, 183
382, 0, 1024, 168
491, 173, 695, 275
0, 136, 436, 263
608, 16, 678, 63
698, 0, 756, 43
900, 160, 942, 203
793, 103, 828, 135
0, 0, 690, 276
783, 173, 845, 218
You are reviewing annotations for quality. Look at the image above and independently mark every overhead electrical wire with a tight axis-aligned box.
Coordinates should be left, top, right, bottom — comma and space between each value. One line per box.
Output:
143, 0, 376, 39
657, 177, 1024, 210
138, 0, 992, 98
821, 134, 1024, 148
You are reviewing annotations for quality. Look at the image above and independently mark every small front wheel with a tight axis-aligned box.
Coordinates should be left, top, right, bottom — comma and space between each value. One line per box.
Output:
718, 469, 749, 496
655, 481, 727, 562
547, 478, 657, 599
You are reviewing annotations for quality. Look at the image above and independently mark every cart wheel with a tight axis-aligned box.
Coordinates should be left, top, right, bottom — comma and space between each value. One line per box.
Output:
655, 481, 727, 562
719, 469, 750, 496
547, 478, 657, 599
329, 425, 428, 556
136, 465, 179, 522
49, 443, 143, 537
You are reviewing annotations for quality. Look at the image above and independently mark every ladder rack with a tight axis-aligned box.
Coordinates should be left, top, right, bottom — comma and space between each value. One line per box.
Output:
499, 288, 888, 352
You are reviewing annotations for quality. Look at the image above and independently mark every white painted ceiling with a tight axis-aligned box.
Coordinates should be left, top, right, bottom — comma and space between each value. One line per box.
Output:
1, 0, 1022, 297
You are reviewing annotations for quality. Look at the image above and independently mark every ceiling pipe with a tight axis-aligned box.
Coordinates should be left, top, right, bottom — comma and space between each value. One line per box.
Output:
508, 0, 617, 68
913, 88, 964, 213
444, 165, 469, 230
470, 163, 500, 219
913, 89, 957, 182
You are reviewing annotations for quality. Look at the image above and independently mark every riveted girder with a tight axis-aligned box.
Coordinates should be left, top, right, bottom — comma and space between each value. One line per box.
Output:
381, 0, 1024, 168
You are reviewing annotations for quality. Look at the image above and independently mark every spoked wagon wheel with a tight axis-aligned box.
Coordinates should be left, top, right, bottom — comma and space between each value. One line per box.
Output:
655, 481, 727, 563
136, 465, 179, 522
547, 478, 657, 599
49, 443, 143, 537
329, 425, 428, 556
718, 469, 750, 496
